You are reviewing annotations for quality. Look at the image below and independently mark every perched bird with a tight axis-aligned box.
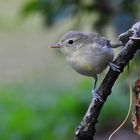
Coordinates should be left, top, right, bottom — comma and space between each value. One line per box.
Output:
49, 31, 120, 101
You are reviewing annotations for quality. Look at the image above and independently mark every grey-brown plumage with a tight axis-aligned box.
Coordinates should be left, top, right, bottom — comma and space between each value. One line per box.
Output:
50, 31, 120, 101
57, 31, 114, 77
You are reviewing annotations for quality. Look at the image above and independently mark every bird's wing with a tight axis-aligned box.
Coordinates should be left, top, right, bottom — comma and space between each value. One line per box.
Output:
93, 36, 112, 49
80, 37, 112, 57
84, 32, 111, 48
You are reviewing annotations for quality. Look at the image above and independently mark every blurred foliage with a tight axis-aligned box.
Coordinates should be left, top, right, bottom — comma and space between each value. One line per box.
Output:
0, 78, 131, 140
21, 0, 140, 33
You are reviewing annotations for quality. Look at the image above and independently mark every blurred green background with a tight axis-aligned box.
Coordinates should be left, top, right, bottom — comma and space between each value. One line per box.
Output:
0, 0, 140, 140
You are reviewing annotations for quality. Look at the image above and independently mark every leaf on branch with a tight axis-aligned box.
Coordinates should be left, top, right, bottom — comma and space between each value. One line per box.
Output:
132, 79, 140, 135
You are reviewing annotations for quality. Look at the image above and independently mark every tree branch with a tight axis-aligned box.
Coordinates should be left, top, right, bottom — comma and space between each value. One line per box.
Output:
74, 22, 140, 140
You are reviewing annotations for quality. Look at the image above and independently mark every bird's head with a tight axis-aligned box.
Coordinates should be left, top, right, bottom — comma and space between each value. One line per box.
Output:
49, 31, 97, 56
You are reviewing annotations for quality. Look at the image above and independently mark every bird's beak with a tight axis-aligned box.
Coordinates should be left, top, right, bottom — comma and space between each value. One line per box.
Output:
48, 43, 63, 48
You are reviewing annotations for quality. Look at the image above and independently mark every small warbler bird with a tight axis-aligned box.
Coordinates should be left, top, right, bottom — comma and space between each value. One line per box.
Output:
49, 31, 120, 101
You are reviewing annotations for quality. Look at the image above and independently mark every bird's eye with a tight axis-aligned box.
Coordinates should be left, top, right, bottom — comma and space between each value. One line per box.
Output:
68, 40, 73, 44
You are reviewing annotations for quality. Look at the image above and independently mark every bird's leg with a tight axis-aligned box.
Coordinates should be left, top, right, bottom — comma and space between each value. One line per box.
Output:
109, 62, 120, 72
111, 43, 122, 48
92, 75, 103, 102
93, 75, 97, 90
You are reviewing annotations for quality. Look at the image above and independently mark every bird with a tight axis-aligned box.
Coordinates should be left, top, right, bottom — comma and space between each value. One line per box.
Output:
49, 31, 120, 101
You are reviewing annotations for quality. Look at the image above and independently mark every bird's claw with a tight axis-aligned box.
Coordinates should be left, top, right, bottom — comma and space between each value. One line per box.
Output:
109, 62, 120, 72
92, 89, 104, 102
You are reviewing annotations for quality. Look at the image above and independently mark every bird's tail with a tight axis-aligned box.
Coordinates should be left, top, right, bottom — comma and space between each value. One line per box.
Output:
111, 43, 122, 48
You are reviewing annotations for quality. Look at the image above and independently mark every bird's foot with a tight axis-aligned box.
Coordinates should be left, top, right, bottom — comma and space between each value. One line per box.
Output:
92, 89, 104, 102
109, 62, 120, 72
